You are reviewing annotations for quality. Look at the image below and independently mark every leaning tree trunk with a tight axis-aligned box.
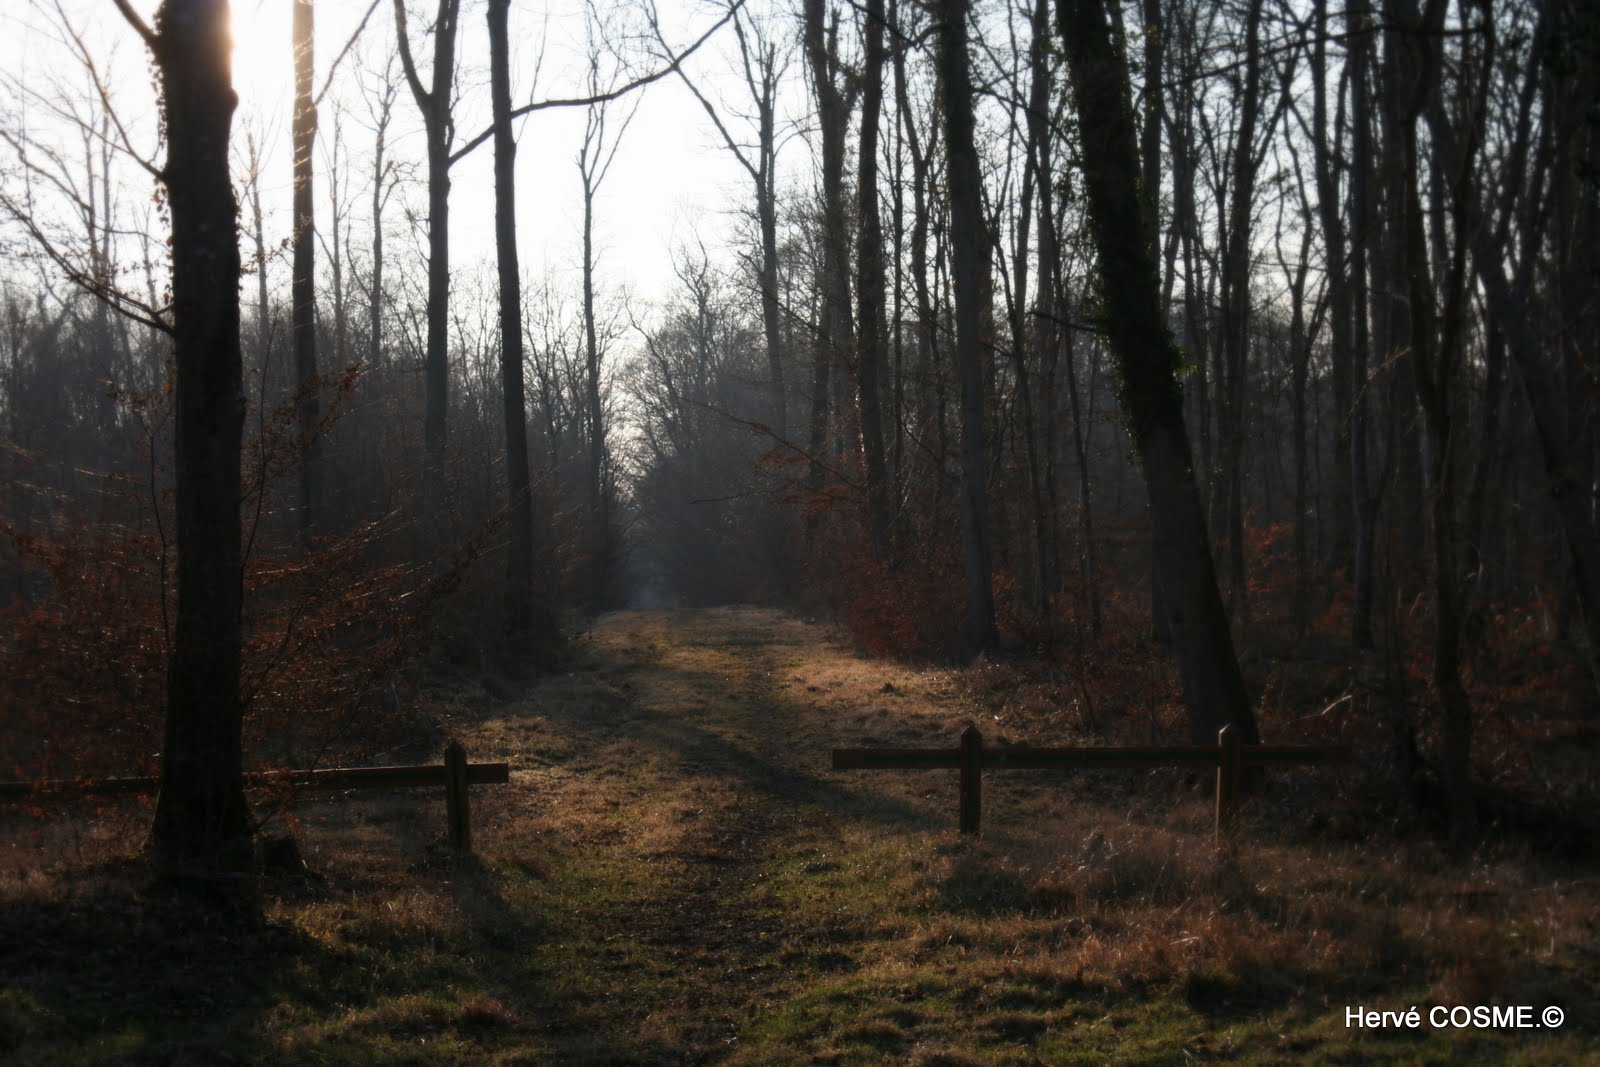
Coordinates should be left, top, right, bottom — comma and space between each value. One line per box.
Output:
1058, 0, 1260, 745
142, 0, 254, 873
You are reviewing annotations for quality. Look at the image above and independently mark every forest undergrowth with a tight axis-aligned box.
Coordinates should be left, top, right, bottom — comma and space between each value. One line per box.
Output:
3, 606, 1596, 1063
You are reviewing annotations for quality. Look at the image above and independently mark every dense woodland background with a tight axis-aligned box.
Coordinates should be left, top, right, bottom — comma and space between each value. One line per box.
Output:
1, 0, 1597, 865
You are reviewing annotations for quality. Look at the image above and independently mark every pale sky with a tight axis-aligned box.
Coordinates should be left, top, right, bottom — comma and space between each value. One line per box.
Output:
2, 0, 810, 316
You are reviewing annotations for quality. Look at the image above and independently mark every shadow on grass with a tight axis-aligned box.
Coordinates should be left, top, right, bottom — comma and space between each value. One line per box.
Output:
423, 852, 688, 1065
1, 857, 331, 1063
0, 849, 690, 1065
522, 651, 948, 838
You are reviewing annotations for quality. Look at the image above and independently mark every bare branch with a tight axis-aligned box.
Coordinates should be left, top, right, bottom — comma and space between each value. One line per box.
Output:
448, 0, 744, 168
0, 188, 173, 334
111, 0, 158, 51
50, 4, 163, 180
646, 0, 761, 185
391, 0, 431, 112
315, 0, 384, 108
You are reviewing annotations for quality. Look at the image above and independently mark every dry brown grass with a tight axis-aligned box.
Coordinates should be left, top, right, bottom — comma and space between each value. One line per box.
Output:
3, 605, 1596, 1064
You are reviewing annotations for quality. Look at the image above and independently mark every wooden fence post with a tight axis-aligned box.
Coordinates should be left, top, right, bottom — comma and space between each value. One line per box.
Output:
1215, 724, 1241, 841
445, 740, 471, 851
959, 725, 983, 835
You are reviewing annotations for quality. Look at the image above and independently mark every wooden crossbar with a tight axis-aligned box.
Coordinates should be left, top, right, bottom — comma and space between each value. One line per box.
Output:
833, 725, 1350, 838
0, 740, 510, 852
0, 762, 511, 799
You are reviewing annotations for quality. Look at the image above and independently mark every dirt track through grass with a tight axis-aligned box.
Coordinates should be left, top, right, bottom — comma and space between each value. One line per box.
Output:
460, 607, 947, 1060
3, 606, 1596, 1064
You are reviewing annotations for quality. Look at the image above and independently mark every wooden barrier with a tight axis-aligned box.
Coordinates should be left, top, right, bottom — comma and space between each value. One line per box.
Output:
834, 725, 1349, 839
0, 740, 510, 851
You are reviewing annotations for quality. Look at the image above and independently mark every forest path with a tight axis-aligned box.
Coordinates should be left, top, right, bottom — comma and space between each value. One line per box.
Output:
460, 605, 974, 1062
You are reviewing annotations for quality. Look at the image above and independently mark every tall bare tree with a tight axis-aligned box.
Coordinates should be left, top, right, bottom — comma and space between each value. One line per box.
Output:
487, 0, 539, 640
1057, 0, 1259, 744
802, 0, 856, 534
359, 54, 403, 387
855, 0, 892, 556
1311, 0, 1354, 585
892, 0, 944, 518
292, 0, 322, 539
1430, 0, 1600, 698
1215, 0, 1265, 619
577, 72, 636, 611
393, 0, 460, 522
655, 2, 790, 443
1347, 0, 1382, 650
114, 0, 253, 872
937, 0, 998, 653
1385, 0, 1479, 846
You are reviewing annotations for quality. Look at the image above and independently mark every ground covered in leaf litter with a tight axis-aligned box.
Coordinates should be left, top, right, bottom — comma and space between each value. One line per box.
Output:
2, 606, 1596, 1063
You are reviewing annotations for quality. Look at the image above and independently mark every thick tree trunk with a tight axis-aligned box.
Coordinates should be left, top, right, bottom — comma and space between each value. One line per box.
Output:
1058, 0, 1259, 745
146, 0, 253, 873
938, 0, 998, 653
